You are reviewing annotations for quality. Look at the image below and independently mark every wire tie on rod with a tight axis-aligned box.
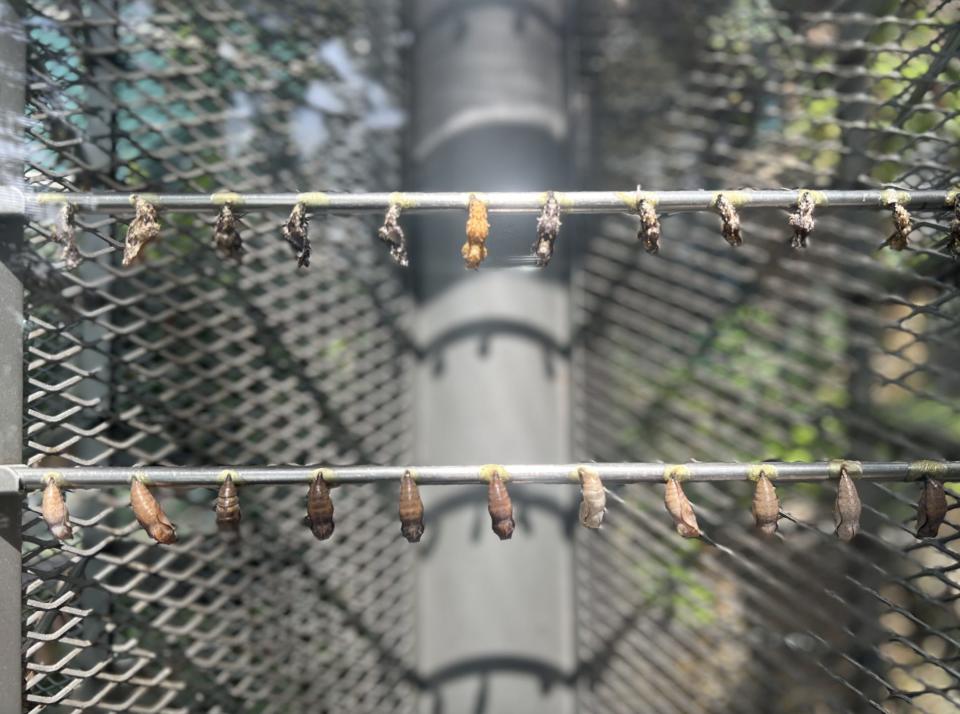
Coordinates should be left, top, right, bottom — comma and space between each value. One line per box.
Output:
714, 193, 743, 247
378, 203, 409, 267
282, 202, 311, 267
123, 195, 161, 266
788, 189, 816, 249
532, 190, 562, 267
635, 186, 661, 254
212, 204, 245, 262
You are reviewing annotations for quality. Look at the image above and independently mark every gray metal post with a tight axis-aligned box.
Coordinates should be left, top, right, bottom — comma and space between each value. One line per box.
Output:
0, 2, 23, 711
410, 2, 575, 712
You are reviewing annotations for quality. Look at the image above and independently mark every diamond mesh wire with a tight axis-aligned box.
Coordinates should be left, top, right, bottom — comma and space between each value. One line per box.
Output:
21, 1, 414, 711
574, 1, 960, 712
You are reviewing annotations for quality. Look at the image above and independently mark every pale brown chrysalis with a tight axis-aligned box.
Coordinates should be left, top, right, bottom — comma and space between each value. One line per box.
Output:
885, 201, 912, 251
487, 471, 515, 540
714, 194, 743, 247
398, 470, 425, 543
462, 194, 490, 269
130, 477, 177, 544
306, 472, 335, 540
578, 467, 606, 529
41, 477, 73, 541
122, 196, 161, 266
751, 473, 780, 535
916, 477, 947, 539
834, 466, 861, 542
663, 476, 701, 538
532, 191, 562, 267
54, 203, 81, 270
788, 190, 816, 249
215, 473, 242, 535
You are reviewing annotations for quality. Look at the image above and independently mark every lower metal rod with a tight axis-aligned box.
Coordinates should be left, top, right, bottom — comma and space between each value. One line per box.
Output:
1, 188, 954, 216
10, 460, 960, 490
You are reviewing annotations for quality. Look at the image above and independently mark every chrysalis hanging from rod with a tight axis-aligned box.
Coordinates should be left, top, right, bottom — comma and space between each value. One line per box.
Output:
213, 204, 245, 261
578, 466, 606, 529
532, 191, 562, 267
282, 202, 312, 267
398, 470, 425, 543
378, 204, 409, 267
751, 471, 780, 535
41, 474, 73, 541
664, 472, 701, 538
834, 465, 861, 542
884, 199, 912, 251
123, 195, 161, 266
130, 476, 177, 544
305, 471, 335, 540
916, 477, 947, 538
714, 194, 743, 247
215, 472, 242, 536
947, 200, 960, 259
788, 190, 816, 249
636, 190, 661, 254
53, 203, 80, 270
462, 194, 490, 270
487, 470, 515, 540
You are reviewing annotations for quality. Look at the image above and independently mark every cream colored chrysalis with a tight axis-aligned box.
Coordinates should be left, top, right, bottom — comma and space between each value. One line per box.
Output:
42, 475, 73, 541
578, 467, 606, 529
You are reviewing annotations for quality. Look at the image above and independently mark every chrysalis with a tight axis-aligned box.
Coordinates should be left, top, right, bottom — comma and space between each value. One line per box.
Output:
378, 204, 409, 267
215, 473, 242, 535
54, 203, 81, 270
916, 477, 947, 539
751, 473, 780, 535
664, 476, 701, 538
788, 190, 815, 249
487, 471, 515, 540
532, 191, 561, 267
130, 478, 177, 544
636, 197, 661, 254
885, 201, 912, 251
282, 202, 311, 267
834, 466, 861, 542
578, 467, 606, 529
306, 473, 335, 540
398, 470, 425, 543
213, 204, 245, 261
122, 196, 161, 266
949, 200, 960, 259
41, 478, 73, 541
714, 194, 743, 247
461, 194, 490, 269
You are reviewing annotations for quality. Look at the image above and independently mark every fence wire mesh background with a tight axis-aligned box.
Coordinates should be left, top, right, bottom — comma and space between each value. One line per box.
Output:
15, 0, 960, 713
574, 1, 960, 713
20, 1, 415, 711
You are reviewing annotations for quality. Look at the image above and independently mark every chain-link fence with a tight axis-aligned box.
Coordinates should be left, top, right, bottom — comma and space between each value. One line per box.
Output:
574, 1, 960, 712
20, 1, 415, 711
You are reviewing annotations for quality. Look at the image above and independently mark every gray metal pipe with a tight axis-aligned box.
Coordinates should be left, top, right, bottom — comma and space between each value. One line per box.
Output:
3, 188, 953, 215
11, 460, 959, 490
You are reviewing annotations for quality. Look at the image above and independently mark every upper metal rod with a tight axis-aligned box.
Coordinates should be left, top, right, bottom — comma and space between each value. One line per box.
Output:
10, 460, 960, 490
1, 188, 955, 216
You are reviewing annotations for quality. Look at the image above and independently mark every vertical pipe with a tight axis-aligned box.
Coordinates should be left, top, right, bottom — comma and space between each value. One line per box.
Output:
410, 1, 574, 712
0, 2, 23, 711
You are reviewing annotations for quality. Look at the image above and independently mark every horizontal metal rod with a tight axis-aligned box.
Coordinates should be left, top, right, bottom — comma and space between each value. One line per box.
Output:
2, 187, 955, 216
9, 461, 960, 490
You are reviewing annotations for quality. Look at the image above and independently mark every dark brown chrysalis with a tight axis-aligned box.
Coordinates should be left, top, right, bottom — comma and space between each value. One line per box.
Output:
306, 473, 335, 540
282, 202, 311, 267
130, 478, 177, 544
215, 473, 242, 535
834, 466, 861, 542
947, 200, 960, 259
487, 471, 515, 540
54, 203, 81, 271
123, 196, 161, 266
663, 476, 701, 538
378, 204, 409, 267
751, 473, 780, 536
715, 194, 743, 247
636, 197, 661, 254
788, 191, 815, 249
398, 470, 425, 543
532, 191, 562, 267
41, 478, 73, 541
916, 477, 947, 539
213, 204, 245, 261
